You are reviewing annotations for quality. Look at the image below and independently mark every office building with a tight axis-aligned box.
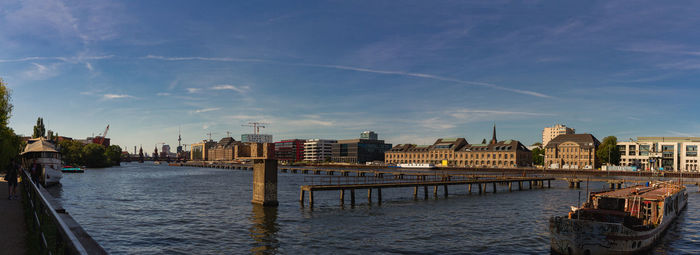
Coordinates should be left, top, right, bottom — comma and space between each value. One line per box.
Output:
304, 139, 336, 162
542, 124, 575, 146
241, 134, 273, 143
274, 139, 306, 162
618, 137, 700, 172
332, 132, 392, 164
544, 134, 600, 169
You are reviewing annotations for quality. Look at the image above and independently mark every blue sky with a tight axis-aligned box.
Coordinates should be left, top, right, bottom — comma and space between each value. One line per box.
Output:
1, 0, 700, 152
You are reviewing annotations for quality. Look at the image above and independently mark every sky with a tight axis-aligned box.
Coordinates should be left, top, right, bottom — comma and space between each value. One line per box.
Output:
1, 0, 700, 152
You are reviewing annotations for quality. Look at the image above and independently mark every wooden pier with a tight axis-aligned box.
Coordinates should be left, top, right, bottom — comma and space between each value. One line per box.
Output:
299, 176, 554, 207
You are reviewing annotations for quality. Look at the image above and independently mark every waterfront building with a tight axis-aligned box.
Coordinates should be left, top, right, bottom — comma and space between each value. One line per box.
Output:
274, 139, 306, 162
303, 139, 336, 162
544, 134, 600, 169
210, 137, 240, 161
385, 126, 532, 167
241, 134, 273, 143
160, 144, 171, 158
618, 137, 700, 172
190, 140, 217, 161
331, 132, 392, 164
542, 124, 575, 146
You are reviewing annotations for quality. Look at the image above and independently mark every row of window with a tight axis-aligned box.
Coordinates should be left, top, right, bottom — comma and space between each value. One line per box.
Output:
390, 159, 517, 166
386, 152, 515, 160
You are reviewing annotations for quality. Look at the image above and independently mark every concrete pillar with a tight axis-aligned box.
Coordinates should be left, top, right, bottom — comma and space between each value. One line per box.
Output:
350, 189, 356, 205
309, 191, 314, 206
377, 188, 382, 204
508, 182, 512, 192
299, 189, 305, 205
368, 189, 372, 203
492, 182, 497, 193
433, 186, 438, 197
478, 183, 483, 194
252, 159, 278, 206
413, 186, 418, 200
424, 186, 428, 199
468, 184, 472, 193
548, 180, 551, 188
444, 185, 448, 197
519, 181, 523, 190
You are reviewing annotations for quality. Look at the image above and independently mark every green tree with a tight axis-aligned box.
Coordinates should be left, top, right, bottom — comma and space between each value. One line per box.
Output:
532, 147, 545, 166
32, 117, 45, 138
105, 145, 122, 166
597, 136, 621, 165
0, 79, 21, 172
59, 140, 85, 166
82, 143, 108, 167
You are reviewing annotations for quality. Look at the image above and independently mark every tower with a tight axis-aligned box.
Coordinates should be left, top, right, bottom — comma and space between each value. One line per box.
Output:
490, 123, 497, 144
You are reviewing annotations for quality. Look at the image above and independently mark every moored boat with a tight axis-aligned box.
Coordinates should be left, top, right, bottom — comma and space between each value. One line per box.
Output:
397, 163, 435, 169
21, 137, 63, 186
550, 181, 688, 255
61, 165, 85, 173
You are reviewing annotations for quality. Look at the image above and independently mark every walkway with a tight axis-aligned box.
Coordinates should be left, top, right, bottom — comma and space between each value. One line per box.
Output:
0, 178, 26, 255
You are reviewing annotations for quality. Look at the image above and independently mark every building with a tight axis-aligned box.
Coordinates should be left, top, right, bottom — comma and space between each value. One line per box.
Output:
303, 139, 336, 162
385, 125, 532, 167
210, 137, 240, 161
190, 140, 217, 161
241, 134, 273, 143
542, 124, 575, 146
274, 139, 306, 162
618, 137, 700, 172
332, 132, 392, 164
360, 131, 378, 140
544, 134, 600, 169
160, 144, 172, 158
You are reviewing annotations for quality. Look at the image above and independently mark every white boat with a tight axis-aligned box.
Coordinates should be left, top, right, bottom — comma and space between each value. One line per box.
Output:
154, 161, 161, 165
550, 181, 688, 254
397, 163, 435, 169
21, 137, 63, 187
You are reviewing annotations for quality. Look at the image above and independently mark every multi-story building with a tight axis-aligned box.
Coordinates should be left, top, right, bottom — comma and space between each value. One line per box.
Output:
618, 137, 700, 172
241, 134, 273, 143
542, 124, 575, 146
304, 139, 337, 162
190, 140, 217, 161
274, 139, 306, 162
210, 137, 239, 161
544, 134, 600, 169
332, 132, 392, 164
385, 126, 532, 167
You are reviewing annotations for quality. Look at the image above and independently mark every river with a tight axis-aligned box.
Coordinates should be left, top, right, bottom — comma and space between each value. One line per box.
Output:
48, 163, 699, 254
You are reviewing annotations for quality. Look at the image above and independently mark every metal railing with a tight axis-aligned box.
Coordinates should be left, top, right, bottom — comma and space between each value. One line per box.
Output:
22, 170, 89, 255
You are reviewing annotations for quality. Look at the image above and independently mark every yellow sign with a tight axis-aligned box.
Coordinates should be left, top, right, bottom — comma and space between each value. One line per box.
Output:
442, 160, 448, 166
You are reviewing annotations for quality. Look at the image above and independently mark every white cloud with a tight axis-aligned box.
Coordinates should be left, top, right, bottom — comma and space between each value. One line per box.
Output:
85, 62, 93, 71
22, 62, 60, 80
103, 94, 134, 99
156, 92, 171, 96
193, 108, 221, 113
211, 84, 250, 93
186, 88, 201, 93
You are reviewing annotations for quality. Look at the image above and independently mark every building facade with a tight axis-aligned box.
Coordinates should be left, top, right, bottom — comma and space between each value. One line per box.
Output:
210, 137, 239, 161
190, 140, 217, 161
618, 137, 700, 172
360, 131, 378, 140
332, 138, 392, 164
385, 126, 532, 167
303, 139, 337, 162
241, 134, 273, 143
542, 124, 575, 146
274, 139, 306, 162
544, 134, 600, 169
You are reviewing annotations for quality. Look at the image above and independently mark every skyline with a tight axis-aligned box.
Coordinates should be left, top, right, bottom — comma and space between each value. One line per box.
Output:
2, 1, 700, 150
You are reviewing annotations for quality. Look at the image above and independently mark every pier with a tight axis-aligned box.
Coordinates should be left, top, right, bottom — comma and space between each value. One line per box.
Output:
299, 175, 554, 207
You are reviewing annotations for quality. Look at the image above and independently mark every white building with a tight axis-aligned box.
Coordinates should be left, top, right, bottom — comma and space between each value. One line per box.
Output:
241, 134, 273, 143
542, 124, 575, 146
618, 137, 700, 172
303, 139, 337, 162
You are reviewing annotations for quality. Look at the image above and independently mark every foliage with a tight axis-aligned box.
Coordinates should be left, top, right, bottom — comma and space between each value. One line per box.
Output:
105, 145, 122, 166
82, 143, 108, 168
596, 136, 621, 165
32, 117, 45, 138
59, 140, 85, 166
531, 142, 542, 147
532, 147, 545, 166
0, 79, 21, 172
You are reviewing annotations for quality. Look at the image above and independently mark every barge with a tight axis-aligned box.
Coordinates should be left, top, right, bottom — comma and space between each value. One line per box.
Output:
550, 181, 687, 255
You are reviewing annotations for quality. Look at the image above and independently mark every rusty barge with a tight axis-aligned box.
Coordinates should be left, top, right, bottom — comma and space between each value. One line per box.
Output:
549, 181, 688, 255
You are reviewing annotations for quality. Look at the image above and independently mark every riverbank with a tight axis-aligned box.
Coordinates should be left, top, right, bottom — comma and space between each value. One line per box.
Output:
0, 179, 26, 255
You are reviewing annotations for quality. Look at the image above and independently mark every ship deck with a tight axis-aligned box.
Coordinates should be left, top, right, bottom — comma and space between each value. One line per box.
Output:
593, 183, 684, 201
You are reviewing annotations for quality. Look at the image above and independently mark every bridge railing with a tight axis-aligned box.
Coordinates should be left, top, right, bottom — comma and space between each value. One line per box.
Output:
22, 170, 91, 255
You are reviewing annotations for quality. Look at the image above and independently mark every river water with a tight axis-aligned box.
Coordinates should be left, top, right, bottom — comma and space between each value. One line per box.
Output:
48, 163, 699, 254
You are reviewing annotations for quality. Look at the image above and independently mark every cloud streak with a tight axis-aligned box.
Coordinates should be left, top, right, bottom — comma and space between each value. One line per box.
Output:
103, 94, 134, 99
144, 54, 551, 98
193, 107, 221, 113
211, 84, 250, 93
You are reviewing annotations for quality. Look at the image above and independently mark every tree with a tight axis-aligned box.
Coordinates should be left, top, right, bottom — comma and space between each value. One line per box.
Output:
59, 140, 85, 166
481, 138, 487, 144
33, 117, 45, 138
532, 147, 545, 166
531, 142, 543, 148
105, 145, 122, 166
597, 136, 621, 166
0, 79, 21, 172
82, 143, 108, 167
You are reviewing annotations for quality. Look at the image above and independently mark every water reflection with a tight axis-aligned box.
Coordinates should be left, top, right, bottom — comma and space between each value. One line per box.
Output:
249, 204, 279, 254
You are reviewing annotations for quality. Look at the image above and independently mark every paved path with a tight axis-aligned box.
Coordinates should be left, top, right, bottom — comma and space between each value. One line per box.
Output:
0, 178, 27, 255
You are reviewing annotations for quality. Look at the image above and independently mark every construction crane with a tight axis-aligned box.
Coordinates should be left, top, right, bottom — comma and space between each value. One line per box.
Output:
241, 122, 270, 134
93, 125, 110, 146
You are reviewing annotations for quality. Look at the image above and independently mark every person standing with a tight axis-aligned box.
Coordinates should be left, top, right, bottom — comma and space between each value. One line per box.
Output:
6, 159, 18, 200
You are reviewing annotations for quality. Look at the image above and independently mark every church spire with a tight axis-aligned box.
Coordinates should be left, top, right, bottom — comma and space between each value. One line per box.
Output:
490, 123, 497, 144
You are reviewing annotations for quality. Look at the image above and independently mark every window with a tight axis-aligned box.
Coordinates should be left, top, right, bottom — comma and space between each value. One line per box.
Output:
687, 145, 698, 157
